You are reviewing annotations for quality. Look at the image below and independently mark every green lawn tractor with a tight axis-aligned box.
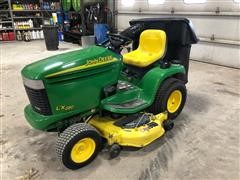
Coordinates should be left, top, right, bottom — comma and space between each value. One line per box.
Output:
22, 17, 198, 169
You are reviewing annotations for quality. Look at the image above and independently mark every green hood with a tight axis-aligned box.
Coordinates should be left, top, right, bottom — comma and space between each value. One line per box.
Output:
22, 45, 120, 80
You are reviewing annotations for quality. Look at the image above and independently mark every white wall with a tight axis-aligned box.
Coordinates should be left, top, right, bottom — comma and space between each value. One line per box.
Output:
116, 0, 240, 68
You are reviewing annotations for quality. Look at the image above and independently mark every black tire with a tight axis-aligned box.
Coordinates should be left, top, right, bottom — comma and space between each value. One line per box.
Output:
163, 120, 174, 131
149, 78, 187, 119
56, 123, 102, 170
109, 144, 121, 159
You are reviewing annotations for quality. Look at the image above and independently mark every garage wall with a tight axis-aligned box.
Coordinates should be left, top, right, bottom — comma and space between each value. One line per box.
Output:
116, 0, 240, 68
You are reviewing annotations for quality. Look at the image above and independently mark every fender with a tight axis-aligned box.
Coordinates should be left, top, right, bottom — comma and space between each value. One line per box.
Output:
138, 64, 186, 106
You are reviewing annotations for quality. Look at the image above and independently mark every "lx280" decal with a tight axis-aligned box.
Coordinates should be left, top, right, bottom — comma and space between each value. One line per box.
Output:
56, 105, 75, 111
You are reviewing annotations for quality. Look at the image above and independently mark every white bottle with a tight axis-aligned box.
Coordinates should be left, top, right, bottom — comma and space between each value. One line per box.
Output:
17, 31, 22, 40
31, 31, 35, 40
29, 31, 33, 39
32, 30, 36, 39
40, 30, 44, 39
29, 19, 33, 28
37, 30, 41, 39
35, 30, 38, 39
36, 30, 40, 39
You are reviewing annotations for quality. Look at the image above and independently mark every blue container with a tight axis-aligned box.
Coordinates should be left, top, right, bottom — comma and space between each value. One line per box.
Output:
64, 13, 69, 21
57, 12, 63, 24
58, 31, 64, 41
94, 23, 109, 44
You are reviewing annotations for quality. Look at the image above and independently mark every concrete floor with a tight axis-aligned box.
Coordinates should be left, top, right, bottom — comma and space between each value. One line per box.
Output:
1, 41, 240, 180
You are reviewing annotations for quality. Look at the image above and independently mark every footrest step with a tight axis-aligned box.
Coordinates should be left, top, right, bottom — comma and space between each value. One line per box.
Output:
107, 99, 147, 109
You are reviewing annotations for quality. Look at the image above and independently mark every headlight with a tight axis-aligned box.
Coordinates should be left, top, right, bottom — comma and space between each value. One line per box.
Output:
22, 76, 45, 90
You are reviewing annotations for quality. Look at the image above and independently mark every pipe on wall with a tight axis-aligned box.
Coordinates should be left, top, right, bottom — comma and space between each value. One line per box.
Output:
117, 11, 240, 17
117, 28, 240, 46
199, 37, 240, 46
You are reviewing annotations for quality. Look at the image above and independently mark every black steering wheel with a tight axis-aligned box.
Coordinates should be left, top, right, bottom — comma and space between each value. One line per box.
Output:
108, 33, 132, 48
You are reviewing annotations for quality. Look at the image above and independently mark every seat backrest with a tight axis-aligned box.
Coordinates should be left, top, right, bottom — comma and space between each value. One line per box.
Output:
138, 29, 166, 56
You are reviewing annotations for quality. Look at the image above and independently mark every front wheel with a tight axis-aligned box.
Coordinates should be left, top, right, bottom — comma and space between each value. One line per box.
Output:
56, 123, 102, 170
149, 78, 187, 119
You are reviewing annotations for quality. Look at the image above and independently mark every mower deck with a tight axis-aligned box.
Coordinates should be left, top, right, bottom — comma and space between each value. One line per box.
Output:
89, 113, 168, 147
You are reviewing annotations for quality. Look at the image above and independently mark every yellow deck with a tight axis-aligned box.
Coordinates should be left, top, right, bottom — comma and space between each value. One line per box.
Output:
89, 113, 168, 147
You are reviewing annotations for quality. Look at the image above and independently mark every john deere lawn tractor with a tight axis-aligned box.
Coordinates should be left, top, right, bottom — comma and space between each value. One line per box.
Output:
22, 17, 198, 169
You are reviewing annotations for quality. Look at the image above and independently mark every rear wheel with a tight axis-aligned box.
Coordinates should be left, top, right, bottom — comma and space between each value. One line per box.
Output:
149, 78, 187, 119
56, 123, 101, 170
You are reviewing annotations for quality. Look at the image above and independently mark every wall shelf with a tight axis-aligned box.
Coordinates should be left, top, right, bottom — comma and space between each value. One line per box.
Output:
41, 9, 57, 12
12, 10, 41, 12
15, 27, 42, 30
0, 9, 10, 12
13, 16, 42, 19
0, 0, 60, 41
0, 20, 13, 23
0, 28, 13, 30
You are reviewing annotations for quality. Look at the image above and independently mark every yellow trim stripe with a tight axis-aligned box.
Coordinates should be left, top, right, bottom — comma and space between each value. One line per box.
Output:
46, 58, 118, 78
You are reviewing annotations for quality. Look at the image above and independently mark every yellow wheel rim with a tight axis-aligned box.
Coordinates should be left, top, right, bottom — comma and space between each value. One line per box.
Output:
70, 137, 96, 163
167, 90, 182, 113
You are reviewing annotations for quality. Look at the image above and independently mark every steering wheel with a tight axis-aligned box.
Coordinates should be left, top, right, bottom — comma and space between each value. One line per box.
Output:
108, 33, 132, 48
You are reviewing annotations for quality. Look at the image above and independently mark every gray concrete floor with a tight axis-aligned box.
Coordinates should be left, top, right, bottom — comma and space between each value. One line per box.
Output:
1, 41, 240, 180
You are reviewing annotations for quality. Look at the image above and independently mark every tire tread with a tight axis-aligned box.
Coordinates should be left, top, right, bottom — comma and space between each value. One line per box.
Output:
56, 123, 100, 169
149, 77, 187, 119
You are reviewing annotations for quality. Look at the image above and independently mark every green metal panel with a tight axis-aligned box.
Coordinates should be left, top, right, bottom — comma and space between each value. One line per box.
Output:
101, 64, 185, 114
138, 64, 185, 104
22, 46, 119, 80
22, 46, 122, 130
45, 62, 121, 115
24, 104, 95, 131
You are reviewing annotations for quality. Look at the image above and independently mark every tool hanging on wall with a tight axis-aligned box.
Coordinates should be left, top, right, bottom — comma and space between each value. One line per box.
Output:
86, 3, 101, 23
85, 2, 112, 34
62, 0, 113, 44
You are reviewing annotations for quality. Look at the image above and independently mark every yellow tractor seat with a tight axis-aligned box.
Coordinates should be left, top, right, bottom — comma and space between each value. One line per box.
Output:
123, 29, 166, 67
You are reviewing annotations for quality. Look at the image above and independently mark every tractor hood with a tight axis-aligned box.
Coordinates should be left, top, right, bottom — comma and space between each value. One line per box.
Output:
22, 45, 121, 80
